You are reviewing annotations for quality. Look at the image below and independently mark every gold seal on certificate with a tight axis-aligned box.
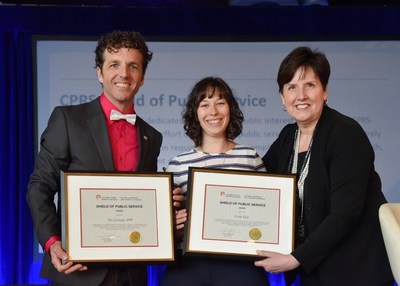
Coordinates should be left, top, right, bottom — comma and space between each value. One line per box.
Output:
129, 231, 141, 244
249, 228, 262, 240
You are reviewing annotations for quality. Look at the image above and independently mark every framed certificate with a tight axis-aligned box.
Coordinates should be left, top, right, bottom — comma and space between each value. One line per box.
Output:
60, 171, 175, 264
183, 167, 296, 259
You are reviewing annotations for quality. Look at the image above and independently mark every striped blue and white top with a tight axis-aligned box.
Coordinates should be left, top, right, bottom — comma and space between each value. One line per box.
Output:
166, 144, 266, 194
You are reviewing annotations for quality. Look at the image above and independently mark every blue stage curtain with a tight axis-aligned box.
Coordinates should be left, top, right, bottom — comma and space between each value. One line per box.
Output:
0, 31, 36, 284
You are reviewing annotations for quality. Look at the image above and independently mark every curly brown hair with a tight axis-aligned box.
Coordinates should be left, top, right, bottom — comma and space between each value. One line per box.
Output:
94, 30, 153, 74
183, 77, 243, 147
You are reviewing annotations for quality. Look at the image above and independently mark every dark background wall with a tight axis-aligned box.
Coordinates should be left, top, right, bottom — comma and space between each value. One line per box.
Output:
1, 2, 400, 40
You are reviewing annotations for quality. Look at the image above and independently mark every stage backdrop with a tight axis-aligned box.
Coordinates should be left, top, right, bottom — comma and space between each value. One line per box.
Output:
33, 37, 400, 285
35, 39, 400, 202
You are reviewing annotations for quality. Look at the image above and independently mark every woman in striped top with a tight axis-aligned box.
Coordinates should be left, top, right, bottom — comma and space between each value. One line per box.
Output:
160, 77, 269, 286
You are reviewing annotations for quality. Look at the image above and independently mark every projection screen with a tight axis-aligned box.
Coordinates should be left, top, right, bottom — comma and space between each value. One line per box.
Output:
34, 39, 400, 205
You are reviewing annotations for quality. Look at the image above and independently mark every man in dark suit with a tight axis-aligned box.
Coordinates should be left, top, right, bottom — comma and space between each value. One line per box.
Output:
27, 30, 162, 286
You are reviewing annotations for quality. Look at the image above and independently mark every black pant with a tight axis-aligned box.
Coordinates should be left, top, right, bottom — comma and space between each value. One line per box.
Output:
99, 269, 132, 286
161, 256, 270, 286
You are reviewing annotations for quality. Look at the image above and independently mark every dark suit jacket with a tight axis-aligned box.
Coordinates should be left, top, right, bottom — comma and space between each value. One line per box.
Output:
263, 107, 393, 286
27, 97, 162, 286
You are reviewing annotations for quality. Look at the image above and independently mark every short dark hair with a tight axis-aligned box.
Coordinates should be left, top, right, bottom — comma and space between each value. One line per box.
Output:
277, 46, 330, 93
94, 30, 153, 73
183, 76, 243, 147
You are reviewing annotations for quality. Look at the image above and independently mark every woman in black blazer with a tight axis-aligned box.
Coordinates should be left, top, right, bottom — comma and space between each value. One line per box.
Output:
254, 47, 394, 286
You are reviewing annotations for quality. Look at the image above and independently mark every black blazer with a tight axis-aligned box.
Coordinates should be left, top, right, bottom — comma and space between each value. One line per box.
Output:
27, 97, 162, 286
263, 107, 393, 286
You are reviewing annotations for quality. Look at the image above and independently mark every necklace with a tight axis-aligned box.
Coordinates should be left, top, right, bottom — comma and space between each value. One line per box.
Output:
290, 128, 314, 223
202, 140, 231, 168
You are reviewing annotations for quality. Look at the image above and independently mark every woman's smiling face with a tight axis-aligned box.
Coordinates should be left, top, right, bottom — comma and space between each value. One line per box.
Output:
281, 66, 328, 129
197, 89, 230, 141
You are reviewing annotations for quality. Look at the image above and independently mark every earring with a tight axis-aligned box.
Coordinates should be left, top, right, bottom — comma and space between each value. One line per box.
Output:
282, 104, 287, 111
324, 99, 328, 106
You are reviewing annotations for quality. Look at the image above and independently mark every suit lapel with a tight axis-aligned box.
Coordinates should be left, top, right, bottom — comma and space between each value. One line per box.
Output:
86, 98, 115, 171
135, 117, 148, 171
281, 126, 298, 173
